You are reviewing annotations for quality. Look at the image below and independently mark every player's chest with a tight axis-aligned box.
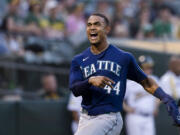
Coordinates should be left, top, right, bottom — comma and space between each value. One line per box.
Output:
79, 58, 127, 79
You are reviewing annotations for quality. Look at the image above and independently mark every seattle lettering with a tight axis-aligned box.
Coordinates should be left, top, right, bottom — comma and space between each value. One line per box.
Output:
82, 60, 121, 78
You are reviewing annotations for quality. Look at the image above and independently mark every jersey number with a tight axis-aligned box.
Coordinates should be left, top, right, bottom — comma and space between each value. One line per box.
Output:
104, 81, 120, 95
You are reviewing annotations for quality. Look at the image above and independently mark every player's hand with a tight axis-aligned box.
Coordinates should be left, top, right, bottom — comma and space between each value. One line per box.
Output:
163, 96, 180, 126
88, 76, 115, 89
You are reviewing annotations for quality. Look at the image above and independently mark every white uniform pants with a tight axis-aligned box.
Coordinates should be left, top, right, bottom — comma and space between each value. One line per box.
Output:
71, 121, 78, 134
75, 112, 123, 135
125, 113, 155, 135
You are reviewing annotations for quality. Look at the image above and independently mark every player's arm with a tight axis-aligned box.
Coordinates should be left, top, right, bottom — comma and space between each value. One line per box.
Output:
140, 77, 173, 103
70, 76, 114, 97
140, 77, 180, 125
140, 77, 174, 103
127, 53, 180, 126
69, 58, 91, 97
69, 58, 114, 97
140, 77, 158, 94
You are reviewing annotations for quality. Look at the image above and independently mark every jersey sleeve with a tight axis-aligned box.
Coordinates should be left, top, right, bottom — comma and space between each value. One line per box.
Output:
69, 57, 91, 97
127, 53, 147, 83
69, 58, 84, 85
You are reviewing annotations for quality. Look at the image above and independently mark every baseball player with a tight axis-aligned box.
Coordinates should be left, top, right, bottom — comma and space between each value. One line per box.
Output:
67, 93, 82, 134
124, 55, 160, 135
69, 13, 180, 135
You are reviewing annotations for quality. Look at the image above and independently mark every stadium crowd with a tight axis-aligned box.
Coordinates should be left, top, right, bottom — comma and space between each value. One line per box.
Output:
0, 0, 180, 58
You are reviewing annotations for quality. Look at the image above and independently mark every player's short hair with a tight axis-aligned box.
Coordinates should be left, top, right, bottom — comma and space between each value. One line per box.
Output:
90, 13, 110, 26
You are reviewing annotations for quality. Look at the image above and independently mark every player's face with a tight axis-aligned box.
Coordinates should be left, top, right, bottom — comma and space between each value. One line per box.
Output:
86, 15, 109, 45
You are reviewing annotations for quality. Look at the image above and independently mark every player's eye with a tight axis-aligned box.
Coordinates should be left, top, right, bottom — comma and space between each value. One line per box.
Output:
87, 23, 92, 27
94, 22, 101, 26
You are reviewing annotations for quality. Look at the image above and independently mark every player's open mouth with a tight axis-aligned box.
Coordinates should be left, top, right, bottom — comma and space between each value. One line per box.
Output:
90, 33, 98, 40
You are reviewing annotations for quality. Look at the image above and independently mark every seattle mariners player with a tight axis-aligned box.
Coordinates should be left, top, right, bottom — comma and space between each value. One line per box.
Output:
124, 55, 160, 135
69, 13, 180, 135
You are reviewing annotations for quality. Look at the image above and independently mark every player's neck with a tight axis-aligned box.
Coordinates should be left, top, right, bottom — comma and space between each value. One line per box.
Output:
90, 41, 109, 55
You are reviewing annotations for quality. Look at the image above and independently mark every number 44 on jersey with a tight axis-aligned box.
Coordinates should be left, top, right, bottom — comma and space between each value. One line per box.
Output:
104, 81, 120, 95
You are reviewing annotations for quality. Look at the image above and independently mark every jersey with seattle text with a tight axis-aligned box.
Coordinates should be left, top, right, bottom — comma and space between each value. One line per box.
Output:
69, 44, 147, 115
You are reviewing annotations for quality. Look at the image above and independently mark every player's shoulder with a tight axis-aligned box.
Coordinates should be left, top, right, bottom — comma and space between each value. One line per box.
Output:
71, 48, 90, 62
110, 44, 133, 58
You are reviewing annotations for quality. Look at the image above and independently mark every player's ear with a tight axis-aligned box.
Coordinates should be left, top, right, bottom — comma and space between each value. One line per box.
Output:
105, 25, 111, 34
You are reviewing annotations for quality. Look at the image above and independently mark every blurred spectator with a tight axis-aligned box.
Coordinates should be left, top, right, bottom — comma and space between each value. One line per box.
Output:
96, 1, 114, 22
111, 1, 129, 38
5, 34, 25, 56
66, 3, 86, 46
41, 1, 65, 39
0, 34, 9, 55
150, 0, 172, 22
121, 0, 138, 19
43, 0, 53, 15
65, 0, 77, 11
171, 15, 180, 39
160, 55, 180, 101
37, 73, 62, 100
24, 1, 43, 36
66, 3, 85, 35
113, 1, 125, 22
18, 0, 30, 18
0, 0, 8, 23
153, 6, 173, 38
129, 1, 152, 38
112, 19, 129, 38
136, 8, 155, 39
0, 33, 24, 56
54, 0, 69, 21
0, 1, 26, 34
137, 0, 150, 13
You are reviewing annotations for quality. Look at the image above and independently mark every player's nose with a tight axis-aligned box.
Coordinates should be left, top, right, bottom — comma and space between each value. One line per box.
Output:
89, 25, 96, 30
